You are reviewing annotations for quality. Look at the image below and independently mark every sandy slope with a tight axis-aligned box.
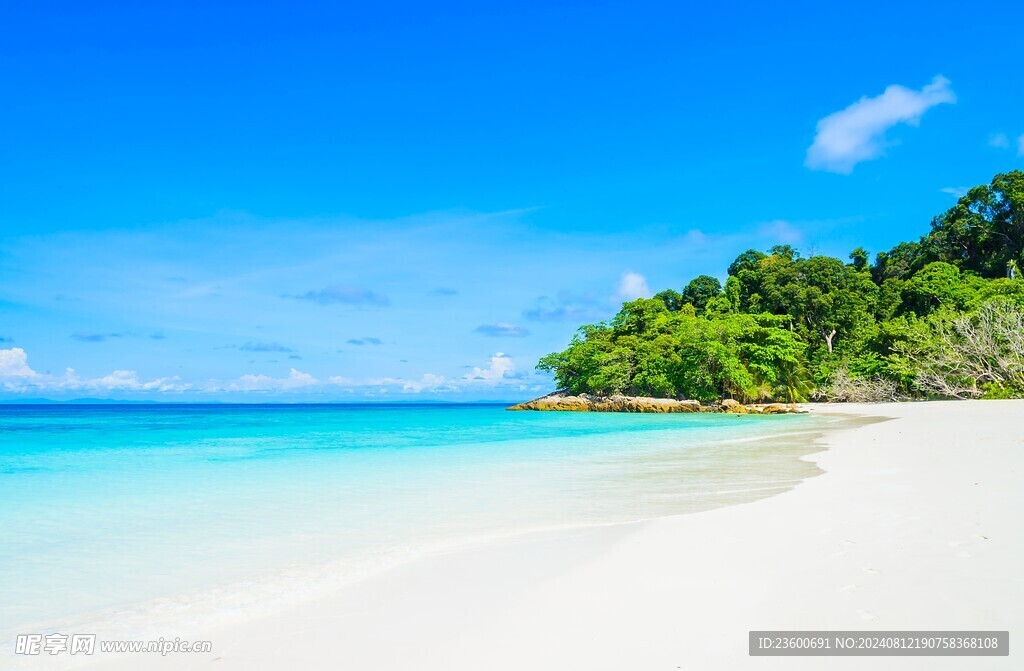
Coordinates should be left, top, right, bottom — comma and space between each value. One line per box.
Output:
87, 400, 1023, 670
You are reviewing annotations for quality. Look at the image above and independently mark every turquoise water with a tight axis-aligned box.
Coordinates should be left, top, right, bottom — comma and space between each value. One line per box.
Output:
0, 403, 827, 642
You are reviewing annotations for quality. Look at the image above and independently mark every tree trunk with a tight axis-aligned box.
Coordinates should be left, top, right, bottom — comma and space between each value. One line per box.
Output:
824, 328, 837, 353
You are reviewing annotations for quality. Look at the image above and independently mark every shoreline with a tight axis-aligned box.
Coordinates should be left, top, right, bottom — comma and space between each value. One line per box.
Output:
3, 409, 831, 669
81, 401, 1024, 669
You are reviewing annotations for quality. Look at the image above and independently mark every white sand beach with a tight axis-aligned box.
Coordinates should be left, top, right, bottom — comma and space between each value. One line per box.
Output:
90, 400, 1022, 670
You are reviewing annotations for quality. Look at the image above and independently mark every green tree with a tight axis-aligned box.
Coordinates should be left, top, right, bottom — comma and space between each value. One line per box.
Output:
680, 275, 723, 313
849, 247, 869, 271
872, 241, 924, 282
653, 289, 686, 311
903, 262, 971, 315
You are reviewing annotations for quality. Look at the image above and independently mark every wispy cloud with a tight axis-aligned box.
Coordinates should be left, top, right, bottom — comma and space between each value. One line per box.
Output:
806, 76, 955, 174
988, 133, 1010, 149
613, 271, 651, 302
523, 291, 608, 322
940, 186, 969, 198
523, 304, 593, 322
428, 287, 458, 296
238, 341, 294, 353
986, 131, 1024, 156
71, 332, 123, 343
286, 286, 390, 306
474, 323, 530, 337
346, 337, 383, 346
756, 220, 804, 245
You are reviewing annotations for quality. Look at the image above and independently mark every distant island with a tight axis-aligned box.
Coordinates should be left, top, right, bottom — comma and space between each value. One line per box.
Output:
528, 171, 1024, 407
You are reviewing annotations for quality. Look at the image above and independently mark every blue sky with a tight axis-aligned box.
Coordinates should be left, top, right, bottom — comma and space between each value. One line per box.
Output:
1, 0, 1022, 401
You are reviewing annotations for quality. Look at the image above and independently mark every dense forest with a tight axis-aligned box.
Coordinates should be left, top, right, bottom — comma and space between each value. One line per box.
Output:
538, 171, 1024, 402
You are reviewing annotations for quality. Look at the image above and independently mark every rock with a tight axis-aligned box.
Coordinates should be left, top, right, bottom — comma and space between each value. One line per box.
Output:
508, 392, 702, 413
507, 393, 805, 414
506, 393, 591, 411
721, 398, 748, 414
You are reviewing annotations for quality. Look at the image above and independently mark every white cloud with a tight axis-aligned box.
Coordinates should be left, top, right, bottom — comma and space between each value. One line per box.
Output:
330, 353, 522, 392
806, 76, 955, 174
613, 271, 651, 302
91, 370, 142, 389
0, 348, 43, 391
0, 347, 532, 398
0, 348, 40, 379
463, 352, 515, 383
328, 374, 401, 387
54, 368, 79, 386
84, 370, 188, 392
0, 348, 191, 393
989, 133, 1010, 149
402, 373, 452, 393
329, 361, 512, 393
224, 368, 318, 392
323, 373, 455, 394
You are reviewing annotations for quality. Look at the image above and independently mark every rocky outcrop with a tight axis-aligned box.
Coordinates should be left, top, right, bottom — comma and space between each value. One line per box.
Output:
508, 392, 701, 413
507, 392, 803, 414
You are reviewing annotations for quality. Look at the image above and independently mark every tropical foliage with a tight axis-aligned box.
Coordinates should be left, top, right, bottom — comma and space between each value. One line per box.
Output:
538, 171, 1024, 402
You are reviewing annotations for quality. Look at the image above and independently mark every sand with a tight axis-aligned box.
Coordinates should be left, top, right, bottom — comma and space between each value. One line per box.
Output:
87, 400, 1023, 670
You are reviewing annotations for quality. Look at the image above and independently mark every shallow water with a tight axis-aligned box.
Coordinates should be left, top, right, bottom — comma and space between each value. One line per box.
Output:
0, 403, 835, 642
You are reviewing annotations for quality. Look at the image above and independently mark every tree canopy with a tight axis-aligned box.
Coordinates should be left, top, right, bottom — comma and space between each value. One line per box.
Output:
538, 171, 1024, 402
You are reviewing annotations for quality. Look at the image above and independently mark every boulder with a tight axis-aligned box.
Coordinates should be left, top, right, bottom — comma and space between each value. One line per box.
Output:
721, 398, 748, 414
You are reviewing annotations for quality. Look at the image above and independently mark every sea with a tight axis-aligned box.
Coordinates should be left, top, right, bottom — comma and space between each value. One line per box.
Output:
0, 403, 836, 658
